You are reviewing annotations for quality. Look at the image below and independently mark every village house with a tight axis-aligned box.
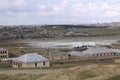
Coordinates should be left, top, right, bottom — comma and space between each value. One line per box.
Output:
0, 48, 8, 59
69, 47, 120, 59
48, 50, 69, 60
12, 53, 50, 68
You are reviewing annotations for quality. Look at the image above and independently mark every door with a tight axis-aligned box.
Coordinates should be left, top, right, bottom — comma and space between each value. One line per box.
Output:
35, 63, 37, 67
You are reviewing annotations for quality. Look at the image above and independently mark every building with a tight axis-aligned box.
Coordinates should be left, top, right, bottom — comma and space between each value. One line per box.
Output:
69, 47, 120, 58
12, 53, 50, 68
48, 50, 69, 60
0, 48, 8, 59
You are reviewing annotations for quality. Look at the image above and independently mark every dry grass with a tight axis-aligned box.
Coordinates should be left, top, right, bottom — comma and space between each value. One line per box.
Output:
1, 64, 120, 80
0, 74, 45, 80
33, 64, 120, 80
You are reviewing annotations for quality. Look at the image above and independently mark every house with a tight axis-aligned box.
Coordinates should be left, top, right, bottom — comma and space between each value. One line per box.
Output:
0, 48, 8, 59
69, 47, 120, 58
12, 53, 50, 68
48, 50, 69, 60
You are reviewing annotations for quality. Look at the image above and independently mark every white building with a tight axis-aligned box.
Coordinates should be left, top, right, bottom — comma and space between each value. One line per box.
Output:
12, 53, 50, 68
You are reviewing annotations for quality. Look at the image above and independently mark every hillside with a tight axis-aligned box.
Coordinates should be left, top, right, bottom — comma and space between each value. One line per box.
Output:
1, 64, 120, 80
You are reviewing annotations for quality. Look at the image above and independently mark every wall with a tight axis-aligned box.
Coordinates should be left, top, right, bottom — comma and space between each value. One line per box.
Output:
0, 50, 8, 59
91, 53, 117, 58
50, 55, 69, 60
12, 61, 50, 68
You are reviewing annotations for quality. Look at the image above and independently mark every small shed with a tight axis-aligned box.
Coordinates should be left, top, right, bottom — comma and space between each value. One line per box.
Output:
12, 53, 50, 68
48, 50, 69, 60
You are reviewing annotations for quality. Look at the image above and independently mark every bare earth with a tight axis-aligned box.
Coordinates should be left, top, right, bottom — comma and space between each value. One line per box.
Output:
0, 69, 62, 75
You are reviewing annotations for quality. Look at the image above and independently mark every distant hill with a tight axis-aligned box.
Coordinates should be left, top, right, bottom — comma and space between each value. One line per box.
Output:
83, 21, 120, 29
0, 21, 120, 29
42, 21, 120, 29
43, 24, 108, 29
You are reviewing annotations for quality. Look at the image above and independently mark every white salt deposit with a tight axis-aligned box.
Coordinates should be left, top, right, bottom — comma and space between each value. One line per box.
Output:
29, 41, 112, 48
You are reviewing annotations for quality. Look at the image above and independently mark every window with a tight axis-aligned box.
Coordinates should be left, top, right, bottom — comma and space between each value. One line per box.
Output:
4, 51, 7, 53
114, 53, 116, 55
35, 63, 37, 67
43, 62, 45, 66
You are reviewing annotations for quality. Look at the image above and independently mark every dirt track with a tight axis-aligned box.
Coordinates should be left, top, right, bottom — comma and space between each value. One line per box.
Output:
0, 69, 62, 75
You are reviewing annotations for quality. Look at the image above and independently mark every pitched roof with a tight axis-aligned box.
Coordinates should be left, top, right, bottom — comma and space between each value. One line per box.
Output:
83, 47, 120, 54
69, 51, 85, 58
14, 53, 48, 63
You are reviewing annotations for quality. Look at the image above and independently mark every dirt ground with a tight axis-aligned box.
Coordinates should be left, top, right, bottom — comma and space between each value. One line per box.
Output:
0, 69, 62, 75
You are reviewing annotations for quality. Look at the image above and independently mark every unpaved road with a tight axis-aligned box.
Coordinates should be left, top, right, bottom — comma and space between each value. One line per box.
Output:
0, 69, 62, 75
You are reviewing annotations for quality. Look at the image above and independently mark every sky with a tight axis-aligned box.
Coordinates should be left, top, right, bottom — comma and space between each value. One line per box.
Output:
0, 0, 120, 25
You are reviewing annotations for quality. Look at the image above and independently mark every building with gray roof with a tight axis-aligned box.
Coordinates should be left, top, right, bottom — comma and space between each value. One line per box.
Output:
12, 53, 50, 68
69, 47, 120, 58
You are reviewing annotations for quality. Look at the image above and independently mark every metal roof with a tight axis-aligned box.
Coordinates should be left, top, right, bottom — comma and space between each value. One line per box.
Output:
83, 47, 120, 55
82, 47, 109, 54
0, 48, 6, 51
14, 53, 48, 63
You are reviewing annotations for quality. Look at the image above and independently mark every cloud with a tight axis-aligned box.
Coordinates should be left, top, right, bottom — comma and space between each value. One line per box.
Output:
12, 0, 26, 10
0, 0, 120, 25
103, 11, 119, 17
53, 0, 68, 12
0, 0, 10, 10
39, 5, 45, 9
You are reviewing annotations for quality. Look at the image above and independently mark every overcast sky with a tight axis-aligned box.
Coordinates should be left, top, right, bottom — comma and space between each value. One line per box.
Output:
0, 0, 120, 25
